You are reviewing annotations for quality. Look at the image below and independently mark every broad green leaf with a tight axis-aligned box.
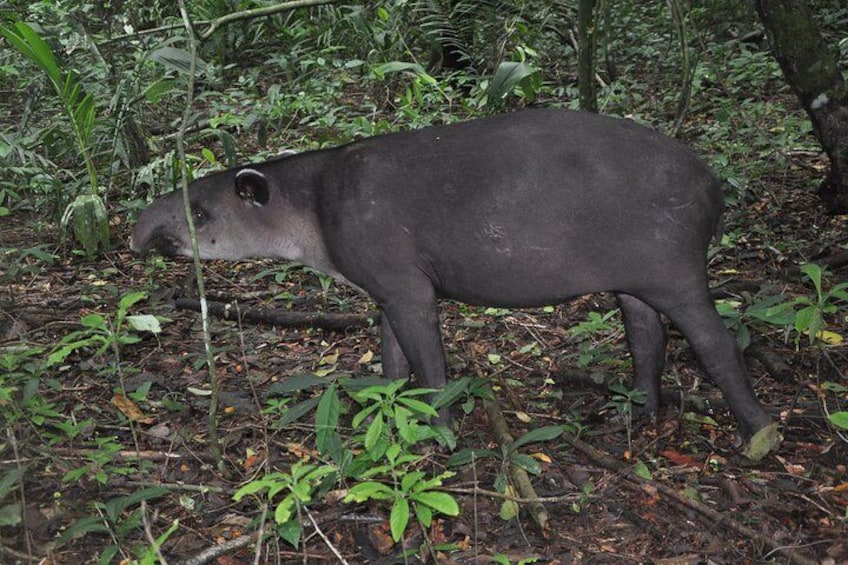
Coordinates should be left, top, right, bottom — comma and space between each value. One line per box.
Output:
1, 22, 62, 86
351, 402, 380, 429
742, 421, 782, 461
510, 453, 542, 476
416, 501, 433, 527
81, 313, 107, 330
487, 61, 538, 106
412, 491, 459, 516
431, 377, 469, 410
0, 503, 21, 527
446, 448, 499, 467
149, 46, 207, 75
390, 497, 410, 542
397, 396, 438, 417
101, 487, 170, 523
144, 78, 179, 103
0, 467, 26, 499
632, 459, 652, 480
269, 373, 327, 395
270, 374, 324, 396
344, 481, 394, 502
99, 546, 119, 565
55, 515, 110, 547
799, 263, 823, 297
822, 381, 848, 393
234, 479, 273, 500
338, 375, 391, 394
274, 396, 321, 430
315, 384, 341, 457
119, 291, 147, 311
364, 412, 384, 451
375, 61, 426, 74
401, 471, 426, 494
279, 518, 302, 548
499, 486, 520, 521
511, 425, 565, 451
828, 411, 848, 431
274, 496, 296, 524
126, 314, 161, 334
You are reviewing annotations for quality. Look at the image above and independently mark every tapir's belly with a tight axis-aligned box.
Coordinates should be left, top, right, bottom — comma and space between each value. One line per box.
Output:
383, 207, 701, 308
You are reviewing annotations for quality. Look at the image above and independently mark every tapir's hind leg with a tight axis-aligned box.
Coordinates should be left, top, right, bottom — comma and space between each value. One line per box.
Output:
380, 312, 411, 380
616, 293, 666, 415
652, 291, 773, 440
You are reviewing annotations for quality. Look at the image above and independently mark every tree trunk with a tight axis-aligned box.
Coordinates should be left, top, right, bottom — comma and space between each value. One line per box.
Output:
577, 0, 598, 112
755, 0, 848, 214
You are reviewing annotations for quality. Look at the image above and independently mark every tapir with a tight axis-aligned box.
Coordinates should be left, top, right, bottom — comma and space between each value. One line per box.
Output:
131, 109, 780, 458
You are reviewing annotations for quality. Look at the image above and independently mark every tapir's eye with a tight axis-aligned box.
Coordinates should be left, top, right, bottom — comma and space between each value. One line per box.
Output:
191, 205, 208, 225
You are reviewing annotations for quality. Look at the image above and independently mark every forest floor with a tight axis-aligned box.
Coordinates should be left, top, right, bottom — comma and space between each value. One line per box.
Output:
2, 142, 848, 565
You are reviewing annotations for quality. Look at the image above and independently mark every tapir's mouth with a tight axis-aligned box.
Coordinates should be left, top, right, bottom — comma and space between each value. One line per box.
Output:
149, 232, 181, 256
131, 227, 182, 257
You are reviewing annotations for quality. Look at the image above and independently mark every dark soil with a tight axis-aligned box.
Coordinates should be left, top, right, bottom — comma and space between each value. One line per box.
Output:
1, 159, 847, 565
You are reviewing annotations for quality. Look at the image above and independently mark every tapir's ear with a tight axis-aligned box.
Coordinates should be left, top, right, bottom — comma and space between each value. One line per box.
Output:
235, 169, 270, 206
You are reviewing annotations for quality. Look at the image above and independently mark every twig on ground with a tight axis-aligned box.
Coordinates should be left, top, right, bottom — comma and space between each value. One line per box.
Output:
305, 507, 351, 565
176, 533, 258, 565
483, 399, 550, 531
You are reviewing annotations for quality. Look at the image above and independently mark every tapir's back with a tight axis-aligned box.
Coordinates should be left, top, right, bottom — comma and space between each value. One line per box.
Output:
319, 109, 724, 306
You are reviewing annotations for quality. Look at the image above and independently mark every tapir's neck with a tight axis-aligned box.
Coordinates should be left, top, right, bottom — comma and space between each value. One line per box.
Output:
253, 152, 356, 288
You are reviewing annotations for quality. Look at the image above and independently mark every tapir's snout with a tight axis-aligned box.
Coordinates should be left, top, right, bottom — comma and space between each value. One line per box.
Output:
132, 226, 182, 256
130, 206, 185, 256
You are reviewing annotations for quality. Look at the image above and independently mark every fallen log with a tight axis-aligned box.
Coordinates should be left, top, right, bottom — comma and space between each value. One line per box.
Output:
174, 298, 379, 331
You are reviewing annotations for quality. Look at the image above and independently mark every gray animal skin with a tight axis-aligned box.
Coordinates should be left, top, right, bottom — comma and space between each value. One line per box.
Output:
131, 109, 779, 457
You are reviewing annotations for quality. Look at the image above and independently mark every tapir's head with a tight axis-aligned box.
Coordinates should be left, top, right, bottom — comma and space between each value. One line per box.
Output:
131, 167, 283, 261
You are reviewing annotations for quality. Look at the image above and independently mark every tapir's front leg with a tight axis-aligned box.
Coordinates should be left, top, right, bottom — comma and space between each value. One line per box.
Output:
376, 286, 450, 424
380, 311, 411, 380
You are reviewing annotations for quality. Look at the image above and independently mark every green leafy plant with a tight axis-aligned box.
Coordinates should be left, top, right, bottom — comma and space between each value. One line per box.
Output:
791, 264, 848, 347
0, 344, 64, 435
433, 376, 495, 419
0, 467, 26, 529
257, 375, 462, 548
718, 264, 848, 350
234, 459, 337, 547
0, 245, 57, 286
344, 462, 459, 543
568, 310, 624, 368
55, 487, 171, 564
335, 379, 459, 544
47, 291, 161, 369
604, 381, 648, 452
829, 411, 848, 432
448, 424, 566, 478
486, 58, 541, 110
62, 436, 132, 484
448, 424, 566, 520
0, 22, 108, 257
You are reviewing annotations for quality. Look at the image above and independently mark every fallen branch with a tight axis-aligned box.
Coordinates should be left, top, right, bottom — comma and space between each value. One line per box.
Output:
440, 484, 580, 505
747, 341, 795, 383
105, 0, 341, 43
174, 298, 378, 330
200, 0, 340, 39
175, 533, 258, 565
483, 399, 550, 531
560, 430, 818, 565
784, 250, 848, 276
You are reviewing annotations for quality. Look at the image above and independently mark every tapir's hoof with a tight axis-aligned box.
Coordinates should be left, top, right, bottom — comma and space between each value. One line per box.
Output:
742, 421, 782, 461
